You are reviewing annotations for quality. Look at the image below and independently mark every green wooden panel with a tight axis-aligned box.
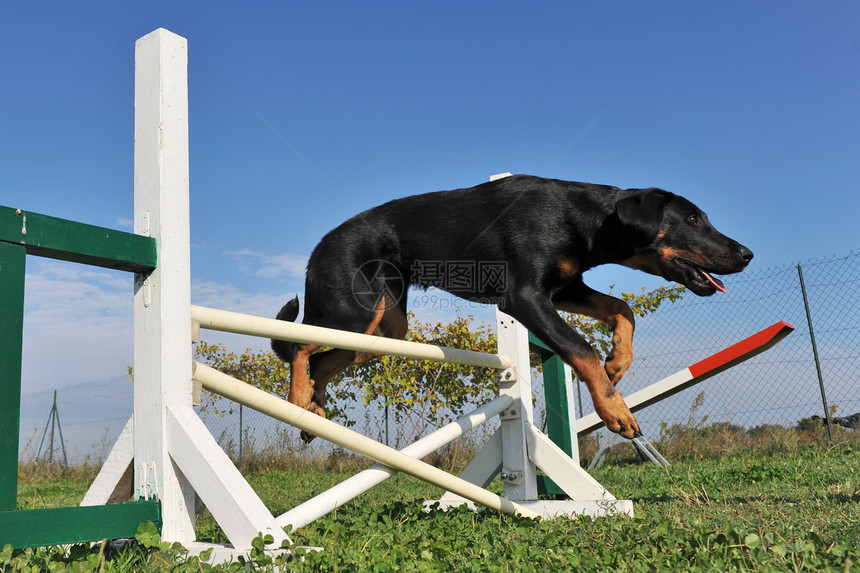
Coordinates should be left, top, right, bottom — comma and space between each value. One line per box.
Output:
537, 474, 566, 496
0, 242, 25, 511
0, 206, 156, 273
527, 332, 552, 353
528, 332, 574, 456
0, 500, 161, 549
529, 332, 576, 498
541, 354, 575, 457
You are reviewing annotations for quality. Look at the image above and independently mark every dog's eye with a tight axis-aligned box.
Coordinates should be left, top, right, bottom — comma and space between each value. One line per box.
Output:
687, 214, 701, 225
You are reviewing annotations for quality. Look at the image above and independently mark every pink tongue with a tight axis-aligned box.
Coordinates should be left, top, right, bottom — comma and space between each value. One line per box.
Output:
699, 268, 727, 293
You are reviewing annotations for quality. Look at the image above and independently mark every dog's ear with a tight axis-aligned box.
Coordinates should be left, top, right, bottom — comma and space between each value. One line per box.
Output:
615, 190, 670, 248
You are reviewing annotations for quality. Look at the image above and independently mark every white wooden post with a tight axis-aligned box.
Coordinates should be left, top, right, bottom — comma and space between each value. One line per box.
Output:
133, 28, 196, 543
495, 309, 539, 501
131, 29, 292, 555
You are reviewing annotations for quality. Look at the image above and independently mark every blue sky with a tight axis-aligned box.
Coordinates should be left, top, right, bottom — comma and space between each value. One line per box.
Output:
2, 1, 859, 392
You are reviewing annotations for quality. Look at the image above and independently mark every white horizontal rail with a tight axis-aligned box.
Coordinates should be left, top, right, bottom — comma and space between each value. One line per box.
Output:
192, 362, 539, 519
191, 305, 512, 370
276, 394, 514, 531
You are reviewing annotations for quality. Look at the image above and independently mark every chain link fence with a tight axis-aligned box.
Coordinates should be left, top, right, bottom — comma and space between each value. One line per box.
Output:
18, 251, 859, 467
18, 376, 134, 468
600, 250, 860, 439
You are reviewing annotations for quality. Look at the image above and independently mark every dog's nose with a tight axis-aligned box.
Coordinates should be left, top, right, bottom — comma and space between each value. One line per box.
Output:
738, 245, 753, 263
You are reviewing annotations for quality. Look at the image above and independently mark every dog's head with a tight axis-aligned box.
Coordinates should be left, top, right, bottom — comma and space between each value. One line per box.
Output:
616, 189, 753, 296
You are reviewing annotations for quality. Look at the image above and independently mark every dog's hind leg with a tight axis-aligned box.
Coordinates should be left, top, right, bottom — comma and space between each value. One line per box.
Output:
271, 298, 325, 421
287, 343, 322, 416
296, 297, 408, 442
308, 300, 409, 399
552, 280, 636, 386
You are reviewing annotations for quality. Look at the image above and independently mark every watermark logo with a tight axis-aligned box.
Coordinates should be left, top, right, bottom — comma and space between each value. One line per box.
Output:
352, 259, 509, 312
351, 260, 405, 311
410, 260, 508, 294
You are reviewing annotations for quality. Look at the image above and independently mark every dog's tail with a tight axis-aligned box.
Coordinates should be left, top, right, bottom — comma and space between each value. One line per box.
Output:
271, 296, 300, 363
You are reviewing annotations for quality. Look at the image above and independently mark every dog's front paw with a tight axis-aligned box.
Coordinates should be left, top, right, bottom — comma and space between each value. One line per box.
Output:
604, 343, 632, 386
594, 390, 640, 439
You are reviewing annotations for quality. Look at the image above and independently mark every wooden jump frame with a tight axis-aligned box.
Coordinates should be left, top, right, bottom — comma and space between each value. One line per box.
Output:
0, 28, 794, 559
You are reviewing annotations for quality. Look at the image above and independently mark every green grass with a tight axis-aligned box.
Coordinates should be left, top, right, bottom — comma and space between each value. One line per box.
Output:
283, 445, 860, 571
5, 443, 860, 571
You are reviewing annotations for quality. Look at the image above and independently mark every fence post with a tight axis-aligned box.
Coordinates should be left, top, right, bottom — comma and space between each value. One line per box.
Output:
797, 264, 833, 442
239, 404, 244, 465
35, 390, 68, 468
385, 404, 390, 447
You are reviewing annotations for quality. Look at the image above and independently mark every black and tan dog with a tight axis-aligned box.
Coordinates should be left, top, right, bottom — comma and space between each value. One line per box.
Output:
272, 175, 752, 441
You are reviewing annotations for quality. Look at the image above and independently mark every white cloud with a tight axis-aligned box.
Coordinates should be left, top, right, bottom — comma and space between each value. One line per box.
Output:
21, 260, 134, 392
191, 279, 298, 353
116, 218, 134, 230
224, 249, 308, 279
192, 279, 291, 317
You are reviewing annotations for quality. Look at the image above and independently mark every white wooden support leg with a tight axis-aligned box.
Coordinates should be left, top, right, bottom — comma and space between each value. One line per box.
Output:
166, 406, 291, 547
81, 416, 134, 506
435, 430, 502, 508
524, 425, 614, 500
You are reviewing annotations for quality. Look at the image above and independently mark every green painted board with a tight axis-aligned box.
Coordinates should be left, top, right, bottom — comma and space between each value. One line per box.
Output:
0, 242, 25, 512
528, 333, 575, 457
527, 332, 552, 354
0, 500, 161, 549
537, 474, 566, 496
529, 332, 576, 497
0, 206, 156, 273
541, 352, 575, 456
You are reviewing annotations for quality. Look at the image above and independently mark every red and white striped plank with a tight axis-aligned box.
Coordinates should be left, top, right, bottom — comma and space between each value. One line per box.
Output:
575, 321, 795, 436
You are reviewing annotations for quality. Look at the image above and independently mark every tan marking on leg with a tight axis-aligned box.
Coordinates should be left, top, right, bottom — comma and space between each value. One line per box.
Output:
288, 343, 321, 414
300, 298, 390, 442
364, 296, 387, 334
556, 293, 636, 385
604, 311, 634, 385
